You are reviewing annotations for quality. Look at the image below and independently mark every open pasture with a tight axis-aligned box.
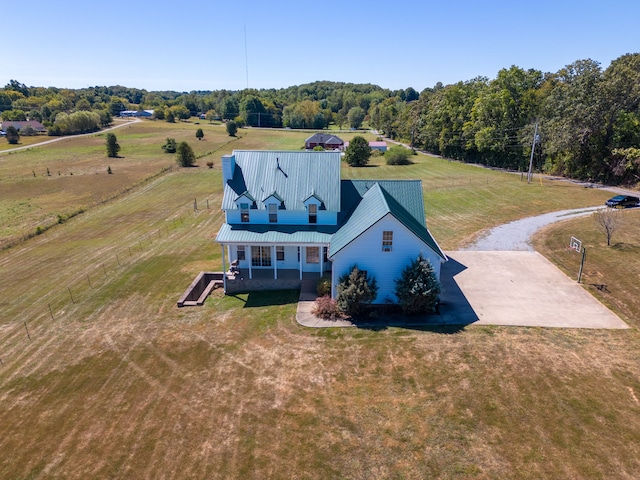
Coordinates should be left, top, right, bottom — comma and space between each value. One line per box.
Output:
1, 124, 638, 479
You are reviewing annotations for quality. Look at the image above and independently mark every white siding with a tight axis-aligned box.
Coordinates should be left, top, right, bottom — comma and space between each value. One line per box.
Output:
224, 209, 337, 225
229, 245, 328, 273
330, 214, 443, 303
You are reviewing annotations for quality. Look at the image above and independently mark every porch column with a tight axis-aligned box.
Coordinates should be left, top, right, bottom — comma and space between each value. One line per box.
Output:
273, 245, 277, 279
299, 246, 303, 280
221, 244, 227, 292
320, 245, 323, 276
248, 245, 253, 279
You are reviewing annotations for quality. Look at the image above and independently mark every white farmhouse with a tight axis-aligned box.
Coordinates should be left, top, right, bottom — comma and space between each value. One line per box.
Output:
215, 150, 446, 302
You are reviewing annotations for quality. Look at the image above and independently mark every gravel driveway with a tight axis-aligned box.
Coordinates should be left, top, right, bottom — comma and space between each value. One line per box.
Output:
440, 206, 628, 329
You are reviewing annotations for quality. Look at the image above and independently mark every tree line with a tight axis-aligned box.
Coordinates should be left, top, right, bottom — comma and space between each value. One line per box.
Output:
2, 53, 639, 184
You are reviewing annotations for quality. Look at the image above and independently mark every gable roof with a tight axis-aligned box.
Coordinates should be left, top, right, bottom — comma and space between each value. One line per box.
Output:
329, 182, 446, 260
304, 133, 344, 145
222, 150, 341, 212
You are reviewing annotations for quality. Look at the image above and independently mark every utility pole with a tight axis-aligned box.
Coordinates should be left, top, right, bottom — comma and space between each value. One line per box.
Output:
527, 122, 538, 184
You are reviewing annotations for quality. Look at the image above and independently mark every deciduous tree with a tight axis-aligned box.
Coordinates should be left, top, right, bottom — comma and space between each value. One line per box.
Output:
348, 106, 365, 129
226, 120, 237, 137
344, 135, 371, 167
5, 125, 20, 144
176, 141, 195, 167
593, 208, 623, 246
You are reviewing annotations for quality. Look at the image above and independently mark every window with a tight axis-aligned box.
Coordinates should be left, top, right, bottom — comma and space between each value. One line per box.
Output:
308, 204, 317, 224
251, 246, 271, 266
237, 245, 245, 261
276, 246, 284, 261
306, 247, 319, 264
268, 203, 277, 223
240, 203, 249, 223
382, 231, 393, 252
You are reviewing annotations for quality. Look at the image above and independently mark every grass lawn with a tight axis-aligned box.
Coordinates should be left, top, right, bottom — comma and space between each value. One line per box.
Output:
533, 208, 640, 328
1, 124, 639, 479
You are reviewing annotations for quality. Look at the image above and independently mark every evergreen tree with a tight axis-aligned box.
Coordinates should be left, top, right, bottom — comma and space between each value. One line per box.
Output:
105, 133, 120, 157
394, 254, 441, 314
196, 128, 204, 140
336, 265, 378, 316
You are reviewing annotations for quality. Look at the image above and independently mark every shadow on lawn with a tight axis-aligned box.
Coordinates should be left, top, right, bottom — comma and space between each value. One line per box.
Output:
240, 289, 300, 308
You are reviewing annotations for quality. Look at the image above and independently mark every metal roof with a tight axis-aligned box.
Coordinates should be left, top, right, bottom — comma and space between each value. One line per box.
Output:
339, 180, 426, 227
329, 182, 446, 260
222, 150, 341, 211
216, 223, 336, 244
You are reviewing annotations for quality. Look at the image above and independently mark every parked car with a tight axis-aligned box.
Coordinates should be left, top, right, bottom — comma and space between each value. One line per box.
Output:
605, 195, 640, 208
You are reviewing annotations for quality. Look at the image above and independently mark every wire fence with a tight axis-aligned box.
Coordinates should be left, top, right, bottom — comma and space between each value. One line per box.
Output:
0, 194, 219, 365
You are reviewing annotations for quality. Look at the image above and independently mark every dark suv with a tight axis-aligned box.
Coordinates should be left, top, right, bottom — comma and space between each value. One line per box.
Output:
605, 195, 640, 208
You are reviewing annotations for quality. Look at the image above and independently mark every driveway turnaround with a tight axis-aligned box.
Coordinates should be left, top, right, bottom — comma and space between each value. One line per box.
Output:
439, 251, 628, 329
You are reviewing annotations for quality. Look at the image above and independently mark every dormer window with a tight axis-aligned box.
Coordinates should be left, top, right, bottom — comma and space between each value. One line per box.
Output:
268, 203, 277, 223
308, 204, 317, 224
240, 203, 249, 222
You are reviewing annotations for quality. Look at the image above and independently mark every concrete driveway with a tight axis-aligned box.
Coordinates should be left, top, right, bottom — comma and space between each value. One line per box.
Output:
439, 251, 628, 329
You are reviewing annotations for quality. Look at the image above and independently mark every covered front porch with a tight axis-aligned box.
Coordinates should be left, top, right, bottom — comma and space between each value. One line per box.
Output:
223, 268, 325, 294
216, 223, 335, 295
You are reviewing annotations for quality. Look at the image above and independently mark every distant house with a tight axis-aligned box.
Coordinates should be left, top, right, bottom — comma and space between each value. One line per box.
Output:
120, 110, 154, 118
344, 140, 387, 152
304, 133, 344, 150
215, 150, 447, 301
1, 120, 46, 133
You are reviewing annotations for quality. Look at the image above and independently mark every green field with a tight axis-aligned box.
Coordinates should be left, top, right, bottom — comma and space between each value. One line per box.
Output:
1, 122, 639, 479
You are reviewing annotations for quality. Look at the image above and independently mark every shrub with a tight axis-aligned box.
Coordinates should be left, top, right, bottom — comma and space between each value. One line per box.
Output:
336, 265, 378, 316
206, 161, 214, 168
385, 146, 411, 165
312, 295, 344, 320
394, 254, 441, 314
317, 275, 331, 296
162, 138, 177, 153
313, 145, 324, 151
226, 121, 238, 137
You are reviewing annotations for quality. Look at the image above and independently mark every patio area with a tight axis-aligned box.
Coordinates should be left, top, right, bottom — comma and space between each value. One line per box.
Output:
225, 268, 326, 294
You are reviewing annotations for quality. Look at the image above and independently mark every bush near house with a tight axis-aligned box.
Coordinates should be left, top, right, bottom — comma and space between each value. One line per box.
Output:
336, 265, 378, 316
394, 253, 441, 314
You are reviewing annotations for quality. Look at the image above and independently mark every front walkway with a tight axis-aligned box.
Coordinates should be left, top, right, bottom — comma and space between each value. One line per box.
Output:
296, 279, 355, 327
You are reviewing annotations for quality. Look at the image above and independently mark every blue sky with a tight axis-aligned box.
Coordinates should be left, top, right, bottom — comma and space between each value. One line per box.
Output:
3, 0, 639, 92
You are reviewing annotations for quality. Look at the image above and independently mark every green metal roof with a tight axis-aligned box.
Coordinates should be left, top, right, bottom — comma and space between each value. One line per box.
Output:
339, 180, 426, 227
216, 223, 336, 244
222, 150, 341, 211
329, 182, 446, 260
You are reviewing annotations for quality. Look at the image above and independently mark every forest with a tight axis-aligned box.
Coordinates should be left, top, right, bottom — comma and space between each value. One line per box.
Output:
2, 53, 639, 185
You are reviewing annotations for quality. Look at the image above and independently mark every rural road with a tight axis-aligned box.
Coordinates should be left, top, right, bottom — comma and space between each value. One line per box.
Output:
0, 118, 141, 155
